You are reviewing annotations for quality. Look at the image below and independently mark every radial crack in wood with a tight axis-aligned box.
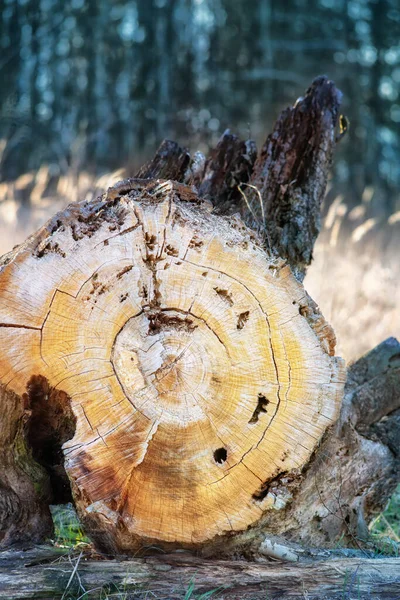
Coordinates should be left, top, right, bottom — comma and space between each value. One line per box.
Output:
0, 177, 345, 554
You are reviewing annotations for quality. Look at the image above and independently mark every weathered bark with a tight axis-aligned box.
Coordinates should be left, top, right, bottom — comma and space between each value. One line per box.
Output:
197, 130, 257, 213
0, 371, 78, 547
246, 76, 342, 280
135, 139, 191, 182
0, 546, 399, 600
292, 336, 400, 547
0, 384, 53, 547
132, 77, 342, 282
0, 76, 398, 565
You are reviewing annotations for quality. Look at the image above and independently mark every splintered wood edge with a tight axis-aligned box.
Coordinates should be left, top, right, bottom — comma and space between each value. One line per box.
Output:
0, 179, 346, 551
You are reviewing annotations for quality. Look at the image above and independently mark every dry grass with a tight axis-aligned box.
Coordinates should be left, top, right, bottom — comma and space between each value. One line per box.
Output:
0, 166, 127, 256
305, 214, 400, 363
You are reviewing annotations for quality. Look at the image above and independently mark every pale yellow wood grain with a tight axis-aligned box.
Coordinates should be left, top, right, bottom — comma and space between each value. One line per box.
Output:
0, 181, 345, 550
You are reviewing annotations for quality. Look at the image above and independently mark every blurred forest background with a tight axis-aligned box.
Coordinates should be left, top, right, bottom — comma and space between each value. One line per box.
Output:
0, 0, 399, 362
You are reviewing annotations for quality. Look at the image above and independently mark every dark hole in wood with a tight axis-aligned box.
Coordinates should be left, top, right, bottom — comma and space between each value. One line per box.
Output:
23, 375, 76, 504
237, 310, 250, 330
148, 312, 195, 335
252, 471, 287, 501
248, 393, 270, 424
214, 287, 234, 306
214, 448, 227, 464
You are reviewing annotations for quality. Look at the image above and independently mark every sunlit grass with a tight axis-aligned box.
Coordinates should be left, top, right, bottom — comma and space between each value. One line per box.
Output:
0, 166, 126, 256
369, 483, 400, 556
51, 504, 90, 549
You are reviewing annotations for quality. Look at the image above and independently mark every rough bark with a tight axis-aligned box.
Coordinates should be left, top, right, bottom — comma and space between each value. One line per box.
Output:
0, 384, 53, 547
0, 546, 399, 600
135, 139, 191, 182
197, 130, 257, 213
0, 374, 77, 547
246, 75, 342, 280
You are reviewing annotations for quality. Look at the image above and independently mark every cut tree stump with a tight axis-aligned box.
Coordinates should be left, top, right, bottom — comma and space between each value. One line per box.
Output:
0, 177, 344, 553
0, 77, 398, 564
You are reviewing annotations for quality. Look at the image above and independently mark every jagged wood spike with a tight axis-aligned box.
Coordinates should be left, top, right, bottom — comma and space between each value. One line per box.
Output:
198, 129, 257, 213
246, 75, 342, 280
135, 139, 190, 181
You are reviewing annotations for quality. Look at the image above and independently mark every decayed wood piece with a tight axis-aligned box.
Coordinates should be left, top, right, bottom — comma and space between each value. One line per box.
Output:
0, 546, 399, 600
197, 130, 257, 213
134, 77, 342, 282
135, 139, 190, 182
0, 384, 54, 547
0, 177, 345, 553
1, 75, 396, 565
136, 130, 258, 214
246, 75, 342, 280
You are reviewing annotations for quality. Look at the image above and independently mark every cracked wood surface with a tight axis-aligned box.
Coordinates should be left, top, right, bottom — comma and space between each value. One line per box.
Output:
221, 337, 400, 553
0, 178, 345, 553
0, 546, 399, 600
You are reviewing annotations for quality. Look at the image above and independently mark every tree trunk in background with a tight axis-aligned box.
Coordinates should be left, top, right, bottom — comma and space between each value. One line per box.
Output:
0, 78, 398, 558
2, 0, 400, 216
